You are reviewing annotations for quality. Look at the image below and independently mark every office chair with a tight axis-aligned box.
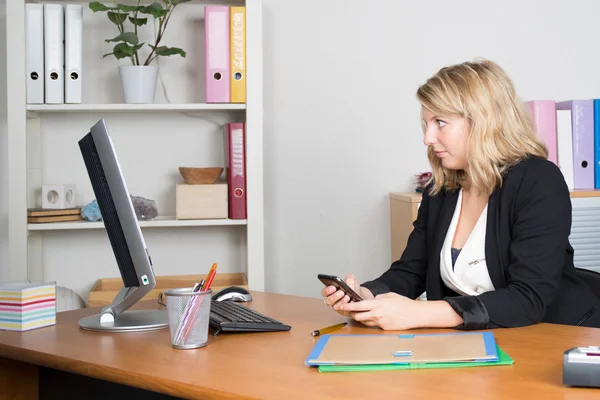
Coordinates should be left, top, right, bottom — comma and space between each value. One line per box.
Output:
575, 267, 600, 300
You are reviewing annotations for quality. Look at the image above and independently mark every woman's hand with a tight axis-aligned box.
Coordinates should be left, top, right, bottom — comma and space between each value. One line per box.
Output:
321, 274, 373, 317
340, 293, 464, 330
339, 292, 422, 330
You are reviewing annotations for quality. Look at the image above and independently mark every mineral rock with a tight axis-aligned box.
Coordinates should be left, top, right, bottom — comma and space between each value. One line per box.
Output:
81, 195, 158, 221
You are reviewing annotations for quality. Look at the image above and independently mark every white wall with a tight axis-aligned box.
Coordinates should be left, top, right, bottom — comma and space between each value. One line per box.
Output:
0, 1, 8, 283
261, 0, 600, 298
7, 0, 600, 300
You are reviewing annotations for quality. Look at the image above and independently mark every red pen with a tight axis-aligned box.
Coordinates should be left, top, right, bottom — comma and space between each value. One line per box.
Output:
202, 263, 218, 291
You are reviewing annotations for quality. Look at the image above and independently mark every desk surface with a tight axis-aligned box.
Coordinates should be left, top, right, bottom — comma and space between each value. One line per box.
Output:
1, 291, 600, 399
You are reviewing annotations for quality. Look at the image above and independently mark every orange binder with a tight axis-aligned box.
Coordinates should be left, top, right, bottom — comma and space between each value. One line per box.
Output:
230, 6, 246, 103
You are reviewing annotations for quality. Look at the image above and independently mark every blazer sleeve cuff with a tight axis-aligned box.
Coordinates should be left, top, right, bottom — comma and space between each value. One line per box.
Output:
443, 296, 490, 330
360, 281, 390, 297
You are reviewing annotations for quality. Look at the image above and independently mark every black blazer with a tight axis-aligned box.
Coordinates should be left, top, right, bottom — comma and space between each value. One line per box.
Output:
362, 156, 600, 330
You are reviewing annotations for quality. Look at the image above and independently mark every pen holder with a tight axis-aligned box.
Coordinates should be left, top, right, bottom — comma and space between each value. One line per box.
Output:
164, 288, 213, 350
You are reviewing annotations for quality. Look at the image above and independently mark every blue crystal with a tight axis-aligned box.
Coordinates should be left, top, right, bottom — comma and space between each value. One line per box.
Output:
81, 199, 103, 221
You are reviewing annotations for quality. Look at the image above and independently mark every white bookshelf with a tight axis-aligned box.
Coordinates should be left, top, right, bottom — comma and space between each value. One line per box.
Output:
26, 103, 246, 113
28, 216, 248, 231
4, 0, 265, 293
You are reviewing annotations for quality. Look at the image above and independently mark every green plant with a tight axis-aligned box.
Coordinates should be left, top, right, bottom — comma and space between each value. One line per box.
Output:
89, 0, 191, 66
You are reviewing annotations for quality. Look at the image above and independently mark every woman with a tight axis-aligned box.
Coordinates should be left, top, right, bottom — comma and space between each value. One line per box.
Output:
322, 58, 600, 330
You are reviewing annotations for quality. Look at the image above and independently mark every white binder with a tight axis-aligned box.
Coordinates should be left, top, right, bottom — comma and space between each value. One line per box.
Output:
25, 4, 44, 104
65, 4, 82, 104
44, 4, 64, 104
557, 109, 575, 190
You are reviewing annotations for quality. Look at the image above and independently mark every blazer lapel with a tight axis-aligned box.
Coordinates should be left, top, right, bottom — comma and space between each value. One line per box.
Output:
485, 187, 506, 289
427, 189, 459, 298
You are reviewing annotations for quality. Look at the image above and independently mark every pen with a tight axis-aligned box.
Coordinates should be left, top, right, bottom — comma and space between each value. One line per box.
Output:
202, 263, 218, 291
181, 263, 218, 343
311, 322, 348, 337
174, 288, 196, 344
175, 264, 216, 345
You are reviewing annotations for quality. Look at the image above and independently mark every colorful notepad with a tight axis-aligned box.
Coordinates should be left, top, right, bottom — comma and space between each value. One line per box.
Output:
306, 331, 499, 366
0, 282, 56, 331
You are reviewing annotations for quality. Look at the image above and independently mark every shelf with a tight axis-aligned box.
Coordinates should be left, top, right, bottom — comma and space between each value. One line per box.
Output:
27, 216, 247, 231
389, 192, 423, 203
26, 103, 245, 114
569, 190, 600, 198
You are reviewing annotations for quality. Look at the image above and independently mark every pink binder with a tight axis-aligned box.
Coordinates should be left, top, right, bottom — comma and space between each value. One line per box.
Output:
223, 122, 247, 219
525, 100, 557, 165
205, 6, 230, 103
556, 100, 594, 189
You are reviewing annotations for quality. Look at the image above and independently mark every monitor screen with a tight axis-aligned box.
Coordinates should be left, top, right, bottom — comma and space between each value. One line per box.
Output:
77, 119, 168, 332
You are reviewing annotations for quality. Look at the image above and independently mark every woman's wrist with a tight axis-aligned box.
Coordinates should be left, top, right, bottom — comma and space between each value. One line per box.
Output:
414, 300, 464, 328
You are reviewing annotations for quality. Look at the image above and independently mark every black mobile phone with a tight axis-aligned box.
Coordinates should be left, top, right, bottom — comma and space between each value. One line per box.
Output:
318, 274, 363, 302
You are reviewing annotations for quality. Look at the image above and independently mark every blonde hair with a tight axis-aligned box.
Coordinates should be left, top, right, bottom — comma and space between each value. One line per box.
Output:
416, 58, 547, 196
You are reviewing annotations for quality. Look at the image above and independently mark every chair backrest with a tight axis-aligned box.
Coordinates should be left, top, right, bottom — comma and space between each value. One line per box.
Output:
575, 268, 600, 300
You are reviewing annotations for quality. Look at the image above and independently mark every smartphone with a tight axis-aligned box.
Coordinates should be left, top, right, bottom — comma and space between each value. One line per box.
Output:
318, 274, 363, 302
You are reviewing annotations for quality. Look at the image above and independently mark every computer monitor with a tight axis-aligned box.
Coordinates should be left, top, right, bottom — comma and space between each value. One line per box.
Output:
77, 119, 168, 332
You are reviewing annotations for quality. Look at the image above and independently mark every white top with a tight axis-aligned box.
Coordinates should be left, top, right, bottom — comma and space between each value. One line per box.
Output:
440, 189, 495, 296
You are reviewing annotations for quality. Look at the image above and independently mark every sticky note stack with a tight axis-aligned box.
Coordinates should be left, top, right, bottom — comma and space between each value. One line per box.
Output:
0, 282, 56, 331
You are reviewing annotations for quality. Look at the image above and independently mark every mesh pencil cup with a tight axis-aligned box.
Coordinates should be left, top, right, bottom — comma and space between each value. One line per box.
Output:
164, 288, 213, 349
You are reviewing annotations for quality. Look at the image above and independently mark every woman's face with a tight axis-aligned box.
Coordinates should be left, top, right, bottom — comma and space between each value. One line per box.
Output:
421, 106, 471, 171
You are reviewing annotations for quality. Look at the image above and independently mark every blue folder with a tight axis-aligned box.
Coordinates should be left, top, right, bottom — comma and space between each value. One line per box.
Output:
594, 99, 600, 189
305, 331, 499, 366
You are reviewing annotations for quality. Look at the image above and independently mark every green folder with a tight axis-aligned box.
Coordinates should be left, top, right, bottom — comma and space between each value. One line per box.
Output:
318, 345, 513, 373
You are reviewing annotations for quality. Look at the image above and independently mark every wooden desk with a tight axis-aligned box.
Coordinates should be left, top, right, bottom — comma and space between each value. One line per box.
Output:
1, 291, 600, 399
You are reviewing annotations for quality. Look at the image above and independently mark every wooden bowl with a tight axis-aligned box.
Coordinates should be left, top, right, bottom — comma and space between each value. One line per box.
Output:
179, 167, 223, 184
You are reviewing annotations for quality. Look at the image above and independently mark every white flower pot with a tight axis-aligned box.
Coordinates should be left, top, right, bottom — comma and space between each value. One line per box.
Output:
118, 65, 159, 104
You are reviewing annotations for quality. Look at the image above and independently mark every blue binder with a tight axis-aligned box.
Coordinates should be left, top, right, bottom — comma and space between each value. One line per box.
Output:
593, 99, 600, 189
305, 331, 499, 366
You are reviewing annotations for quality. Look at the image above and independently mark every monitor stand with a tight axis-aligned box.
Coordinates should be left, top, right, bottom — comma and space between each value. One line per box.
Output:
79, 286, 169, 333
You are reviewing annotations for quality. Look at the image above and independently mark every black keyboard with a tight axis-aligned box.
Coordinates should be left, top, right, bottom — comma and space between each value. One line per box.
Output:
209, 300, 291, 335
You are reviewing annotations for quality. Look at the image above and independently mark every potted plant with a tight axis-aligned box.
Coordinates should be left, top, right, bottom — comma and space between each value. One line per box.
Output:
89, 1, 190, 104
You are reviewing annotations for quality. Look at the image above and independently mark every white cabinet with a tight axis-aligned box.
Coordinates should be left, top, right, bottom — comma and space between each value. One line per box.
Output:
389, 191, 600, 274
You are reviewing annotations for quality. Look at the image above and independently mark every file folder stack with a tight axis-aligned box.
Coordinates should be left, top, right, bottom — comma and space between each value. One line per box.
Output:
305, 332, 514, 372
205, 6, 246, 103
26, 3, 83, 105
525, 99, 600, 190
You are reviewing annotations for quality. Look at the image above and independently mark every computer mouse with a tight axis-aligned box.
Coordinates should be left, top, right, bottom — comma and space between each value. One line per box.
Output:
212, 286, 252, 302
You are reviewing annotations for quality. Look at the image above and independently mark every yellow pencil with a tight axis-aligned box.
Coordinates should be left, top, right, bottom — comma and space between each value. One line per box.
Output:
311, 322, 348, 337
